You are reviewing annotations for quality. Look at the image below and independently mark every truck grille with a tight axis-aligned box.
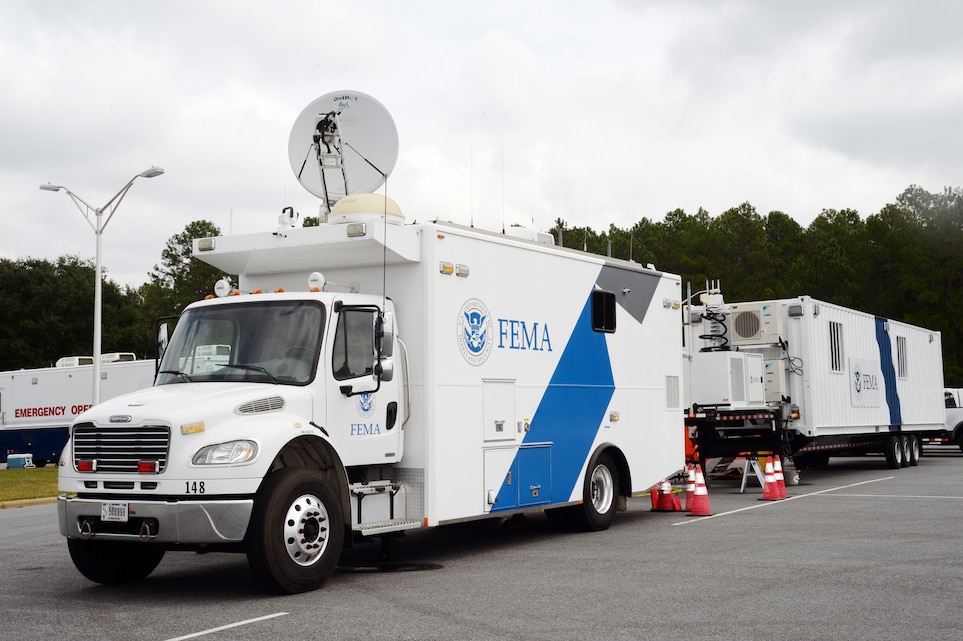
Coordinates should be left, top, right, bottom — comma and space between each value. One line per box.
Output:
72, 422, 171, 473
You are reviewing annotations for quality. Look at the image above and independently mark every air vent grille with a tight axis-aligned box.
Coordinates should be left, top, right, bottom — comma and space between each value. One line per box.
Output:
733, 311, 762, 339
236, 396, 286, 414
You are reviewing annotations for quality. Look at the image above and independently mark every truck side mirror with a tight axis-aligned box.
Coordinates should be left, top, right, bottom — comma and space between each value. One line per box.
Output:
377, 358, 394, 382
157, 323, 169, 359
374, 312, 395, 358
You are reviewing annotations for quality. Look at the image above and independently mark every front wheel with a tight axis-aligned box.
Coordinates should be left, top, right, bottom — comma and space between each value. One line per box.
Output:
246, 467, 344, 594
67, 538, 165, 585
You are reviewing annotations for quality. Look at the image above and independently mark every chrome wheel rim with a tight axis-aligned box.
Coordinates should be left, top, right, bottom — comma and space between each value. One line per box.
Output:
283, 493, 330, 567
590, 464, 614, 514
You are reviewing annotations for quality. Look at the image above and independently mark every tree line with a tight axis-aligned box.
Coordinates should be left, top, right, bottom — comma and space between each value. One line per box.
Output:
0, 220, 226, 371
2, 185, 960, 385
550, 185, 963, 386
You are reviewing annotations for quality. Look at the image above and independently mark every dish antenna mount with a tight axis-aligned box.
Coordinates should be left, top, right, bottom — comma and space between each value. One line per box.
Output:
289, 90, 399, 212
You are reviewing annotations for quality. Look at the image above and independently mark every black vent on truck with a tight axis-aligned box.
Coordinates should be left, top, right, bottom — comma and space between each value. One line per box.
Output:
72, 422, 171, 473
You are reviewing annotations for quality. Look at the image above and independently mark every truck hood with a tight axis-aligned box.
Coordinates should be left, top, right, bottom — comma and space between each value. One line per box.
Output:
75, 383, 313, 428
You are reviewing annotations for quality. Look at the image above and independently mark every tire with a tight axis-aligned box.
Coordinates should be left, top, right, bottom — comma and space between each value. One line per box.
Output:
907, 434, 920, 467
571, 451, 619, 532
884, 434, 904, 469
246, 467, 344, 594
899, 434, 911, 468
67, 538, 165, 585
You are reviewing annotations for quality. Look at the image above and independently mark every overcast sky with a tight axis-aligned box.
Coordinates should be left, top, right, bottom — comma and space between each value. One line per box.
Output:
3, 0, 961, 288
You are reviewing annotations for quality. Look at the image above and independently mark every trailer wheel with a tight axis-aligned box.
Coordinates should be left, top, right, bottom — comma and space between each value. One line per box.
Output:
907, 435, 920, 466
884, 434, 904, 469
899, 435, 911, 468
246, 466, 344, 594
67, 538, 165, 585
571, 452, 619, 532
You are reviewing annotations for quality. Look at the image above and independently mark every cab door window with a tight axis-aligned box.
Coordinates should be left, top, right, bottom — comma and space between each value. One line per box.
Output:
332, 309, 374, 380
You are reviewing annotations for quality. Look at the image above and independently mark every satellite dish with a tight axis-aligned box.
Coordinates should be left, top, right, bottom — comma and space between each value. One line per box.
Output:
288, 91, 399, 210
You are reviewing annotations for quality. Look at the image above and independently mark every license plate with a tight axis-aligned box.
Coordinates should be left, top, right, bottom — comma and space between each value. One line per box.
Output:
101, 502, 129, 523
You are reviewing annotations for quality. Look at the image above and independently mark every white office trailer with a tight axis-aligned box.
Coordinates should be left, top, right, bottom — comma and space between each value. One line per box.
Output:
1, 354, 155, 466
684, 289, 945, 473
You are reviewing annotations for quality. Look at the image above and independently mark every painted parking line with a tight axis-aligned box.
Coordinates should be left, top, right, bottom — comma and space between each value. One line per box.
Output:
164, 612, 289, 641
671, 476, 895, 526
824, 493, 963, 500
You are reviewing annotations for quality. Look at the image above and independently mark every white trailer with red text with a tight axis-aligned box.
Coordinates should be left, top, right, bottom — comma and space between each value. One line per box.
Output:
1, 354, 155, 466
683, 290, 945, 474
57, 192, 685, 592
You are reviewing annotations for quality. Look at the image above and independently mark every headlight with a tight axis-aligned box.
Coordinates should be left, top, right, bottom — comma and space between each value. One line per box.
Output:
192, 440, 258, 465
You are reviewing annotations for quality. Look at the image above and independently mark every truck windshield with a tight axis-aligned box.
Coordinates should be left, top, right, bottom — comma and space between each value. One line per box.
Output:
156, 300, 324, 386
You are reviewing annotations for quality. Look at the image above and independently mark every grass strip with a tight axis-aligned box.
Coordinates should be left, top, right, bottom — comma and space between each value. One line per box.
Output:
0, 466, 60, 502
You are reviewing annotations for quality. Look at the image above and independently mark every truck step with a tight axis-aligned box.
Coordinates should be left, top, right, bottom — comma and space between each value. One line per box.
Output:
355, 519, 423, 535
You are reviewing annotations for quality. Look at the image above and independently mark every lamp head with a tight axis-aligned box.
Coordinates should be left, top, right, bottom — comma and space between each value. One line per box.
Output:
39, 183, 63, 192
138, 166, 165, 179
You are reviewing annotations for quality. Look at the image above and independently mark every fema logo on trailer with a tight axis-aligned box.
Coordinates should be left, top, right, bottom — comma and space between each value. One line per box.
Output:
853, 367, 863, 396
457, 298, 493, 365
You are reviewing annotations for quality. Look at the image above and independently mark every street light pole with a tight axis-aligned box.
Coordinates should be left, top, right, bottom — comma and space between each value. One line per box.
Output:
40, 166, 164, 404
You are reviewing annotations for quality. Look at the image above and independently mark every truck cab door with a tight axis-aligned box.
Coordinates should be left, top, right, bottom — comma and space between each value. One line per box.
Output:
325, 303, 403, 466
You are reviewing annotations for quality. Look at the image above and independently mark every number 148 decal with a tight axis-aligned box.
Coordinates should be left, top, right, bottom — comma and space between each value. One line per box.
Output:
185, 481, 206, 494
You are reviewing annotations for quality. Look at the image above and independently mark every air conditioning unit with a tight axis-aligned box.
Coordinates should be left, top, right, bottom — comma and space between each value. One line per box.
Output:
689, 351, 764, 408
729, 302, 784, 346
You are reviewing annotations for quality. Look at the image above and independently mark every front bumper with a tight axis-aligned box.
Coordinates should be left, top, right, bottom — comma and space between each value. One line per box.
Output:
58, 495, 253, 544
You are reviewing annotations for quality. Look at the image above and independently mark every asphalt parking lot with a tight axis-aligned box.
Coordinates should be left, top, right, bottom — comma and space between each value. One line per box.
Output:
2, 448, 961, 641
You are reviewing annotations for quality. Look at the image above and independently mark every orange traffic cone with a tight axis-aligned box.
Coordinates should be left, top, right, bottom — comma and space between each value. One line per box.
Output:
651, 480, 679, 511
759, 456, 782, 501
773, 455, 788, 499
684, 464, 696, 512
687, 464, 713, 516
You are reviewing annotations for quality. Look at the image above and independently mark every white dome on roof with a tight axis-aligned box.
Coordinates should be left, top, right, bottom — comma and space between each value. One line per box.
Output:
329, 193, 404, 225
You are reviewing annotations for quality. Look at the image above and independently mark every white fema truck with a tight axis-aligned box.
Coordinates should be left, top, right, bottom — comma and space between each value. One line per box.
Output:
683, 289, 945, 475
1, 354, 155, 466
57, 195, 685, 593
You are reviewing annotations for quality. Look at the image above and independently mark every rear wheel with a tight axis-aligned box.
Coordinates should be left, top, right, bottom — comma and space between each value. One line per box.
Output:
571, 451, 619, 532
899, 435, 911, 468
884, 434, 904, 469
907, 434, 920, 466
67, 538, 165, 585
246, 467, 344, 594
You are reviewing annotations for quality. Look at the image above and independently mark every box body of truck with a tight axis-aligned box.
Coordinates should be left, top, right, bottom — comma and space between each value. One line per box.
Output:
57, 207, 684, 592
684, 294, 944, 471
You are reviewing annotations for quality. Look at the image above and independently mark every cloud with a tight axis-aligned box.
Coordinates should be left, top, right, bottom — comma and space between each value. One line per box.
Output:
2, 0, 962, 288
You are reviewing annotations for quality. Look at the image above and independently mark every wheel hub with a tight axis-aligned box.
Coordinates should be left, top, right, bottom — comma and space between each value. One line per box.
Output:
590, 464, 614, 514
283, 494, 330, 566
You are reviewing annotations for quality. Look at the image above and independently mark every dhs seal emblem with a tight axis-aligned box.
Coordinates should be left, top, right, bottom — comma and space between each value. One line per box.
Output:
357, 392, 376, 417
457, 298, 493, 365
